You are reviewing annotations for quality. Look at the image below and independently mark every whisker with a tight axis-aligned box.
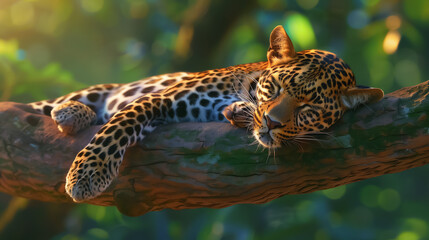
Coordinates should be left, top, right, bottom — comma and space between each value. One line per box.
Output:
362, 103, 375, 113
304, 131, 335, 139
249, 139, 259, 146
240, 108, 254, 114
284, 140, 291, 148
291, 139, 306, 145
227, 67, 258, 106
239, 81, 257, 103
294, 136, 318, 142
273, 148, 277, 165
255, 143, 261, 153
266, 148, 271, 164
292, 141, 304, 152
245, 74, 260, 102
293, 135, 323, 147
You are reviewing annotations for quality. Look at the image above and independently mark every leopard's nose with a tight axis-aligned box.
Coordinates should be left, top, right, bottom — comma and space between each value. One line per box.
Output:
264, 114, 282, 130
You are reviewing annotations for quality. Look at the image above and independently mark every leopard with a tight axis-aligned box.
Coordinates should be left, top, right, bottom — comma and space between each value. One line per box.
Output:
28, 25, 384, 202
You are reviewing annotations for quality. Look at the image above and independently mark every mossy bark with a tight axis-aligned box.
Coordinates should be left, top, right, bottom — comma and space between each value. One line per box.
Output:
0, 81, 428, 216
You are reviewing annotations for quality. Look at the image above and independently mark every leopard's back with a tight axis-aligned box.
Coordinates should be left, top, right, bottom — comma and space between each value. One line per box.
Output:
29, 73, 189, 123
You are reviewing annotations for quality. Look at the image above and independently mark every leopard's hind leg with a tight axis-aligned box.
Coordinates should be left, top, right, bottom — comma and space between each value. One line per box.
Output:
29, 83, 122, 134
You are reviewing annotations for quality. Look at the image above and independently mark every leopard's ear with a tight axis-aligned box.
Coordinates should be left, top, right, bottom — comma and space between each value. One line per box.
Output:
267, 25, 296, 67
341, 86, 384, 109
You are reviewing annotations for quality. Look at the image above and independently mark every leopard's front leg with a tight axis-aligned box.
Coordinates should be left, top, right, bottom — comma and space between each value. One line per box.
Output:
65, 95, 171, 202
222, 101, 256, 129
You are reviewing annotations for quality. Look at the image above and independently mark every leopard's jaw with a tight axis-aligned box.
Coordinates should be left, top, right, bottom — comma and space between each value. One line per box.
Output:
254, 131, 276, 148
27, 25, 383, 201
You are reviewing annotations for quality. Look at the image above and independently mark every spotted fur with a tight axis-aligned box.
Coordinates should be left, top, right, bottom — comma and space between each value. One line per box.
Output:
28, 26, 383, 201
50, 100, 97, 135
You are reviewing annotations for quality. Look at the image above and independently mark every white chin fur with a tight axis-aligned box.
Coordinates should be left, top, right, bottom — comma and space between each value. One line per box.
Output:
254, 130, 281, 148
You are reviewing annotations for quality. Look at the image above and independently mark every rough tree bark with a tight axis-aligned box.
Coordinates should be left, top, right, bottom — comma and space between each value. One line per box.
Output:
0, 81, 428, 216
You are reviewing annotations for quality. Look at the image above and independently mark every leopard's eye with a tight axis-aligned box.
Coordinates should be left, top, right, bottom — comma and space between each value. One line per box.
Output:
268, 86, 283, 100
256, 76, 283, 102
295, 104, 321, 126
296, 104, 312, 113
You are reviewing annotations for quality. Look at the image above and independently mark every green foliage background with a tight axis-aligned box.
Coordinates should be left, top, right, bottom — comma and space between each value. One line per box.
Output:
0, 0, 428, 239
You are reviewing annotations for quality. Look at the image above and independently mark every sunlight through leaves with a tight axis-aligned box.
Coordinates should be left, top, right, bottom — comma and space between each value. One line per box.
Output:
284, 13, 316, 49
322, 185, 346, 200
377, 188, 401, 211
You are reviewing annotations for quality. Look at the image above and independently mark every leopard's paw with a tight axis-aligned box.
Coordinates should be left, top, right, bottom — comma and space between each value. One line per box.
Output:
51, 101, 96, 135
222, 101, 255, 128
65, 147, 117, 202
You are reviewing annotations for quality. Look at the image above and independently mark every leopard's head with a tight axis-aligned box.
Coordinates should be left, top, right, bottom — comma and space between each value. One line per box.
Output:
253, 26, 384, 148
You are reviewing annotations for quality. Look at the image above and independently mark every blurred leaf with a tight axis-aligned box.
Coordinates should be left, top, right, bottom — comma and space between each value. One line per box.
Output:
322, 185, 346, 200
377, 188, 401, 211
360, 185, 381, 208
403, 0, 429, 23
284, 13, 317, 49
402, 218, 427, 239
86, 205, 106, 222
87, 228, 109, 239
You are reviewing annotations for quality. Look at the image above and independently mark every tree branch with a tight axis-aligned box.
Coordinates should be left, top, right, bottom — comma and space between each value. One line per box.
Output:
1, 81, 428, 216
